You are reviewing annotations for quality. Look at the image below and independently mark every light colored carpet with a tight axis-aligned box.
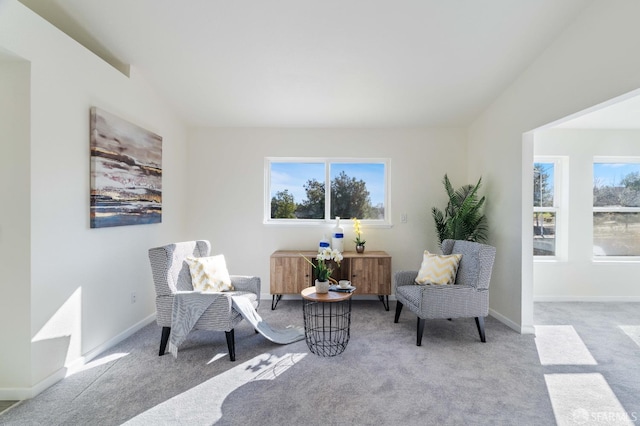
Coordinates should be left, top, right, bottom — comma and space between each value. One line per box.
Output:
0, 402, 17, 415
1, 301, 639, 425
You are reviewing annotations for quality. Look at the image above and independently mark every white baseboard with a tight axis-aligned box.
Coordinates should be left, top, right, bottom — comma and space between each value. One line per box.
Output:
488, 308, 533, 334
0, 313, 156, 401
534, 296, 640, 302
0, 381, 57, 401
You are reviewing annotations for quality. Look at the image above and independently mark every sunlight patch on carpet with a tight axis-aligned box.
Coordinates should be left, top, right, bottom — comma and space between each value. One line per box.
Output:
619, 326, 640, 349
122, 352, 307, 425
535, 325, 597, 366
545, 373, 633, 426
206, 353, 227, 364
66, 352, 129, 377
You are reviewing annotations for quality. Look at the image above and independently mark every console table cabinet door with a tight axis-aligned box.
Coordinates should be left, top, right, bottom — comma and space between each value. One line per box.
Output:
270, 250, 391, 296
349, 256, 391, 295
270, 255, 311, 294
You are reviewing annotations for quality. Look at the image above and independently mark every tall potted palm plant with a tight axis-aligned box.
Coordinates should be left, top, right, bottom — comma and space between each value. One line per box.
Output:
432, 174, 488, 246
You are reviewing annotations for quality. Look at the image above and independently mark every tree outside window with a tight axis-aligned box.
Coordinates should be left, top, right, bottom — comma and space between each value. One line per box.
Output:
593, 161, 640, 256
533, 162, 556, 256
266, 159, 388, 223
331, 163, 385, 220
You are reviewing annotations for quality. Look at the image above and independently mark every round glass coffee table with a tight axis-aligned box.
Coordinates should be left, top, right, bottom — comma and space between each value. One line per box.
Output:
301, 286, 353, 357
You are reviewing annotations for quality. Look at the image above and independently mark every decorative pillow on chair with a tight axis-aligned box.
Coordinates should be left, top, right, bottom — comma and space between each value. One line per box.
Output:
185, 255, 234, 292
415, 251, 463, 285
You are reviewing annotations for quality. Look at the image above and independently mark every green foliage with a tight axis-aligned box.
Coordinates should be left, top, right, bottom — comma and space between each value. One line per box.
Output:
271, 172, 378, 219
431, 174, 488, 246
533, 163, 553, 207
296, 179, 325, 219
594, 171, 640, 207
331, 171, 372, 219
271, 189, 296, 218
620, 172, 640, 190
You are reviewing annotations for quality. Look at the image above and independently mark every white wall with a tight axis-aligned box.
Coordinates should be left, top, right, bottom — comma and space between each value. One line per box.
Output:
186, 127, 468, 299
0, 57, 31, 391
534, 129, 640, 301
469, 0, 640, 332
0, 0, 188, 398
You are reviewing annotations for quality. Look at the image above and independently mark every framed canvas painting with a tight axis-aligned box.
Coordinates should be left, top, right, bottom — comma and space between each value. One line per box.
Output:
90, 107, 162, 228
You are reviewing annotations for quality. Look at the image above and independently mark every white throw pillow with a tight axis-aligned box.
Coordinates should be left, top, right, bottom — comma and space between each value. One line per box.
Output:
415, 250, 463, 285
185, 255, 234, 292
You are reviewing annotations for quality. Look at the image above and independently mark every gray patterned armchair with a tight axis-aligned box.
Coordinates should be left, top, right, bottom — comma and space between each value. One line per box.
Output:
148, 240, 260, 360
394, 239, 496, 346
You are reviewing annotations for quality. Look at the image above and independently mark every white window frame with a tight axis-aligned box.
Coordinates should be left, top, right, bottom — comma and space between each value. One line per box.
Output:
264, 157, 391, 227
592, 156, 640, 261
534, 156, 567, 261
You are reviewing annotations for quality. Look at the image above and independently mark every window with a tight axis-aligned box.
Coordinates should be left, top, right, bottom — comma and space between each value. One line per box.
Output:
593, 159, 640, 257
265, 158, 389, 224
533, 161, 557, 256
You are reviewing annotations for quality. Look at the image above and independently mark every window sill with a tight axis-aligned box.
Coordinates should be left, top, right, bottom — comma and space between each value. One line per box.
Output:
534, 257, 565, 263
263, 219, 393, 229
592, 257, 640, 263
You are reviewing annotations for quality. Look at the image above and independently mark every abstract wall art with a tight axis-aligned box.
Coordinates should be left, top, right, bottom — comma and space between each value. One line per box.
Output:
90, 107, 162, 228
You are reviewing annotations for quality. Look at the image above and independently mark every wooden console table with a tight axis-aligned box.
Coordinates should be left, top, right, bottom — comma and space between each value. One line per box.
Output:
270, 250, 391, 310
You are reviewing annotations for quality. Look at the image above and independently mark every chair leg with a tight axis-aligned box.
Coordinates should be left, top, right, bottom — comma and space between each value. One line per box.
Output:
475, 317, 486, 342
225, 329, 236, 361
394, 301, 403, 323
159, 327, 171, 356
417, 317, 425, 346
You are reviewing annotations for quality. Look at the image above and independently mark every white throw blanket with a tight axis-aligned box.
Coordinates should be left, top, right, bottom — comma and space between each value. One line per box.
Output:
168, 291, 304, 358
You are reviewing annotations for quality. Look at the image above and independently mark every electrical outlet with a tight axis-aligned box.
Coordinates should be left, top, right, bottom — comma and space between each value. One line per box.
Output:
131, 292, 137, 304
401, 213, 408, 223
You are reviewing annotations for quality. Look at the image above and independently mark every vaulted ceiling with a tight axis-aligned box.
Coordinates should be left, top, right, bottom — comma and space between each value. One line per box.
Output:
20, 0, 597, 128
